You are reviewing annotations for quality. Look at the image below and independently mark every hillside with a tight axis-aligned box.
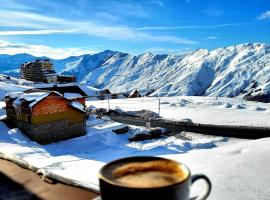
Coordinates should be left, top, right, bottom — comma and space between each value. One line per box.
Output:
62, 43, 270, 101
1, 43, 270, 101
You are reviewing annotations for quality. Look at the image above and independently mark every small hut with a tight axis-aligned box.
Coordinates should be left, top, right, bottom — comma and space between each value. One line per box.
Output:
128, 89, 141, 98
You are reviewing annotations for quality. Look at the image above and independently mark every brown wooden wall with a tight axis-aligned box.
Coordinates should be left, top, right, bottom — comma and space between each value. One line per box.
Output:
31, 110, 84, 124
6, 93, 85, 125
32, 93, 71, 116
31, 93, 85, 124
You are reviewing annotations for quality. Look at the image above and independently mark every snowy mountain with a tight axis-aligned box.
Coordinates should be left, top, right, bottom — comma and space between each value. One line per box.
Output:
0, 53, 37, 72
61, 43, 270, 101
0, 53, 84, 75
0, 43, 270, 101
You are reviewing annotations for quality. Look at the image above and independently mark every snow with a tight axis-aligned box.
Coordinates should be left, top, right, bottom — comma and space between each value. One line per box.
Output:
0, 81, 31, 100
70, 101, 85, 112
0, 101, 269, 199
1, 44, 270, 198
28, 92, 53, 107
56, 43, 270, 99
78, 85, 101, 97
88, 96, 270, 127
7, 91, 53, 108
64, 93, 83, 99
34, 82, 77, 88
5, 91, 23, 99
20, 92, 50, 102
162, 138, 270, 200
1, 43, 270, 100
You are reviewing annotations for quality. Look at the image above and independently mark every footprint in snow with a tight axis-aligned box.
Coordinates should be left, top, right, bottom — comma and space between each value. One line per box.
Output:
228, 148, 250, 155
233, 104, 246, 109
254, 107, 266, 111
212, 101, 223, 106
160, 101, 170, 105
179, 99, 190, 105
221, 103, 233, 108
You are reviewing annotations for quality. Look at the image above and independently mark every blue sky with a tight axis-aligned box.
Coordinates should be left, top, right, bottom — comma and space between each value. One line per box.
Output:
0, 0, 269, 58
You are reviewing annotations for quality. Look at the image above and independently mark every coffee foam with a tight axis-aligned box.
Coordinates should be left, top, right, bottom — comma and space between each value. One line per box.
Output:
112, 160, 188, 188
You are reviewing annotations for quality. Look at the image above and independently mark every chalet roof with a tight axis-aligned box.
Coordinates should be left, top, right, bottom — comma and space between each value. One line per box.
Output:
64, 93, 83, 100
5, 92, 23, 99
7, 90, 87, 113
34, 83, 101, 97
128, 89, 141, 98
78, 85, 101, 97
23, 89, 48, 94
36, 83, 88, 96
28, 92, 60, 108
130, 89, 138, 94
7, 91, 62, 108
69, 101, 86, 113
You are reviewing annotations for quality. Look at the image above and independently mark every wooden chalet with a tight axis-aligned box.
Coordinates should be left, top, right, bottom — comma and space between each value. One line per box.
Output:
128, 89, 142, 98
4, 90, 86, 144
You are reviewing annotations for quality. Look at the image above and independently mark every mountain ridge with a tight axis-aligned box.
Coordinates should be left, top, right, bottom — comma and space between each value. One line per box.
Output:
0, 43, 269, 101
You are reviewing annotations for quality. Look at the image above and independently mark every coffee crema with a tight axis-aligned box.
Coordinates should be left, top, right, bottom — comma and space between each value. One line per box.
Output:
112, 160, 188, 188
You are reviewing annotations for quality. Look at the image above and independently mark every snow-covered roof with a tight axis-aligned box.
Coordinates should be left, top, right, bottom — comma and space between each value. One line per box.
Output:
6, 91, 23, 99
64, 93, 83, 99
130, 89, 139, 94
35, 83, 77, 88
78, 85, 101, 97
6, 87, 87, 110
20, 92, 50, 102
8, 91, 62, 108
69, 101, 85, 113
129, 89, 141, 97
28, 92, 53, 108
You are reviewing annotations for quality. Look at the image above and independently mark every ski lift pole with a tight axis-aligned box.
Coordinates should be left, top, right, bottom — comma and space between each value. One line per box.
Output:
158, 98, 160, 116
107, 97, 110, 111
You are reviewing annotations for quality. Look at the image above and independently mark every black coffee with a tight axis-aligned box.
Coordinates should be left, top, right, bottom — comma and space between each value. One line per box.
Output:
112, 160, 189, 188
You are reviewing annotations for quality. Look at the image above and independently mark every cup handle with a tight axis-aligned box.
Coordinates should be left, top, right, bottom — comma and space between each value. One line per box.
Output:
190, 174, 211, 200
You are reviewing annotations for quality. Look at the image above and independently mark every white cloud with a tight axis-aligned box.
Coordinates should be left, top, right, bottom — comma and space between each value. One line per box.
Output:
0, 10, 197, 45
206, 36, 218, 40
149, 0, 164, 7
0, 10, 64, 29
136, 23, 244, 31
258, 11, 270, 20
0, 40, 96, 59
0, 30, 73, 36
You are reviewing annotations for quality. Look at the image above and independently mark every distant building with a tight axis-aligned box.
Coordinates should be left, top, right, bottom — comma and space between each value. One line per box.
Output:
20, 59, 56, 82
128, 89, 141, 98
4, 90, 86, 144
57, 75, 77, 83
20, 59, 76, 83
100, 88, 111, 100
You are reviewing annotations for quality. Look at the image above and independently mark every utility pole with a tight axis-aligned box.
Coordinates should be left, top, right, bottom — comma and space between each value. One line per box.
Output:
107, 97, 110, 111
158, 98, 160, 116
